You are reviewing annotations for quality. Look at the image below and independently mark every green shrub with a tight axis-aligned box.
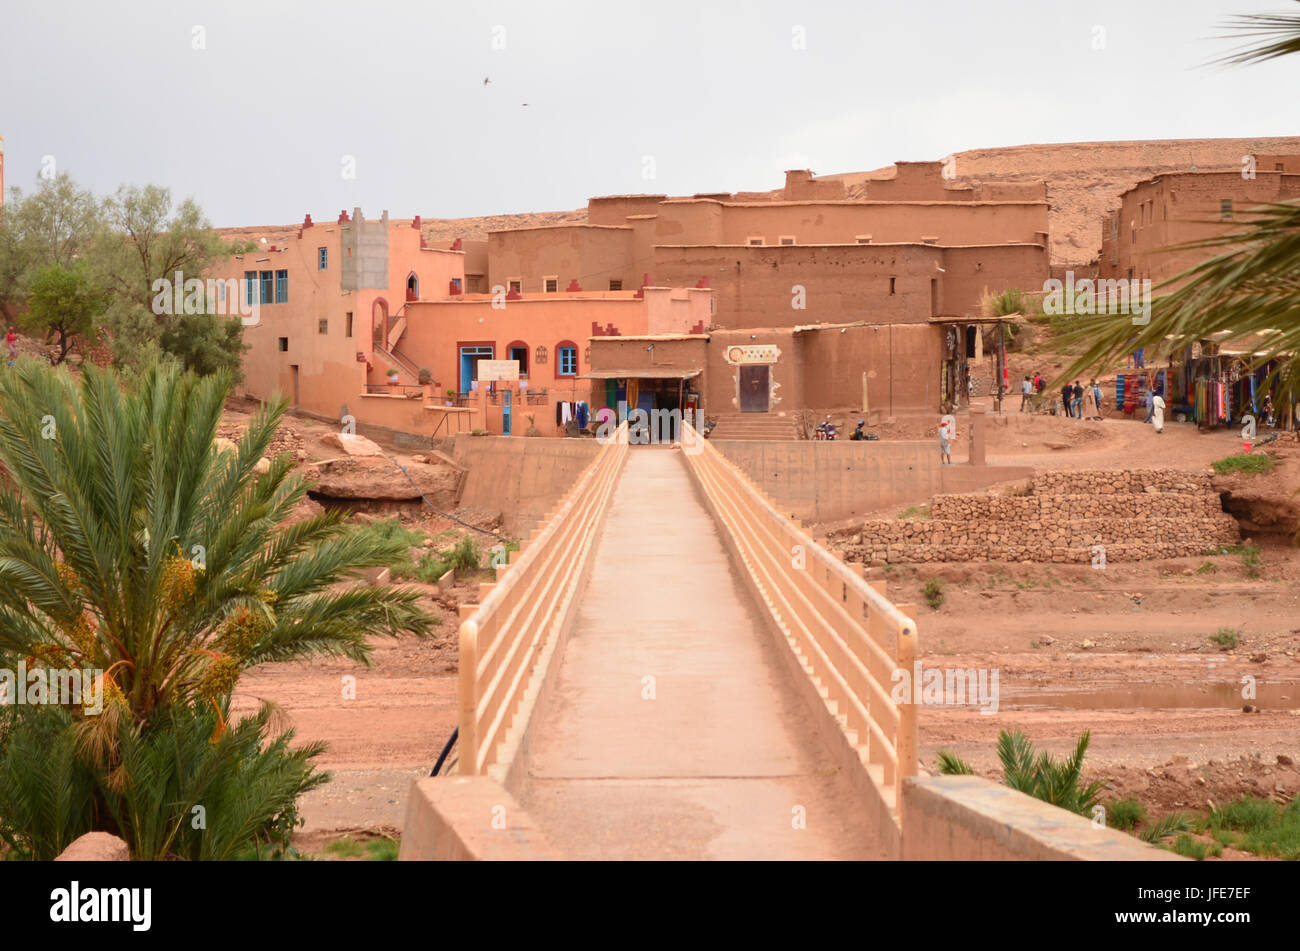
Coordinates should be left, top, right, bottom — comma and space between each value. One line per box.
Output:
1210, 795, 1279, 833
1171, 834, 1218, 860
446, 536, 481, 573
938, 730, 1103, 818
1139, 812, 1193, 844
936, 750, 975, 775
923, 578, 945, 610
1211, 454, 1275, 475
1209, 627, 1241, 650
1108, 796, 1147, 831
897, 504, 931, 520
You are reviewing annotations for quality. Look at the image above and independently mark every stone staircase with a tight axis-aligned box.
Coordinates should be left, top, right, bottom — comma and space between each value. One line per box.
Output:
708, 412, 799, 441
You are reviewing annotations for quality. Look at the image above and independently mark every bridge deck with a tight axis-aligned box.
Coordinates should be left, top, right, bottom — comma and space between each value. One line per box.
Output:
518, 448, 884, 859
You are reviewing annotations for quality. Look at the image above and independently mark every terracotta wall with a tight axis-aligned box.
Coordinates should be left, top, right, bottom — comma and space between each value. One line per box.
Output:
487, 225, 634, 293
799, 323, 944, 415
1101, 167, 1300, 286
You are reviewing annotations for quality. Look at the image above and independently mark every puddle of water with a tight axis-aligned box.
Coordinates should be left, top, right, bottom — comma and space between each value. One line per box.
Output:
1003, 682, 1298, 711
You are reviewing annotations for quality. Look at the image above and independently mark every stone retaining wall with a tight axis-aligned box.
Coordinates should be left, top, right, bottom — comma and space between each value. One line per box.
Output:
839, 468, 1239, 564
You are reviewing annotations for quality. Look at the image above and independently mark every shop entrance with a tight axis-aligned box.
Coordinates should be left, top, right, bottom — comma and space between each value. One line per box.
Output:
739, 365, 770, 412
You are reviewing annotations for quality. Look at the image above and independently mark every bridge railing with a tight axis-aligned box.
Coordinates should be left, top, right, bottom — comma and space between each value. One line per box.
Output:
679, 423, 919, 823
457, 422, 629, 778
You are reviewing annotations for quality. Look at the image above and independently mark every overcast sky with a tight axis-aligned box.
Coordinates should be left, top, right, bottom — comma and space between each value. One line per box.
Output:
1, 0, 1296, 226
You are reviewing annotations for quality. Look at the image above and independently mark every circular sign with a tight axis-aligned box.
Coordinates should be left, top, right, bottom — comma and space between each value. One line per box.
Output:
727, 346, 745, 363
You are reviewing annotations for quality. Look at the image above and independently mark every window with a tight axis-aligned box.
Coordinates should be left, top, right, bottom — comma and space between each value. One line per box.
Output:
275, 269, 288, 303
508, 343, 529, 376
855, 235, 872, 244
508, 279, 522, 294
260, 270, 274, 305
345, 312, 353, 338
244, 270, 257, 307
544, 276, 558, 293
557, 344, 577, 377
608, 279, 622, 291
747, 236, 764, 246
318, 319, 328, 334
921, 236, 939, 245
930, 278, 939, 317
278, 337, 288, 352
1220, 198, 1233, 220
318, 247, 328, 270
778, 236, 795, 246
889, 277, 896, 295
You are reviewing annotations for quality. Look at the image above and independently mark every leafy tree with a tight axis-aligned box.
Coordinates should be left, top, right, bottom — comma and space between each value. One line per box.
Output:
0, 173, 104, 326
159, 311, 248, 380
20, 262, 107, 364
1061, 6, 1300, 401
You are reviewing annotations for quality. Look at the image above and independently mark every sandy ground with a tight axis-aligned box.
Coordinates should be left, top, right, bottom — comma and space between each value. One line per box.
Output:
227, 401, 1298, 856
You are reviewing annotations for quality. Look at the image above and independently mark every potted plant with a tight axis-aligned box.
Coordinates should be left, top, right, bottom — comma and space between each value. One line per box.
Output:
386, 368, 400, 386
444, 388, 457, 407
418, 367, 432, 385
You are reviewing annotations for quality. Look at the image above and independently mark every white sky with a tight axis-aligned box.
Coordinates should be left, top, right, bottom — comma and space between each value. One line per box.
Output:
1, 0, 1297, 226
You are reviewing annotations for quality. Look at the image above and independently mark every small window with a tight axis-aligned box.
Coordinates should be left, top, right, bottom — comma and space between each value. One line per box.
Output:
544, 276, 558, 293
921, 236, 938, 245
244, 270, 257, 307
558, 345, 577, 376
778, 236, 795, 246
278, 337, 288, 352
1220, 198, 1233, 220
318, 319, 328, 334
608, 279, 622, 291
508, 279, 522, 294
260, 270, 274, 305
747, 236, 764, 246
318, 247, 328, 270
345, 312, 353, 338
889, 277, 896, 295
275, 269, 288, 303
855, 235, 872, 244
508, 344, 529, 376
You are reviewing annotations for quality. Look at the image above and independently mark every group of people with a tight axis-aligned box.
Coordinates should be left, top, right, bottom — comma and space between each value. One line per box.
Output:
1019, 373, 1105, 421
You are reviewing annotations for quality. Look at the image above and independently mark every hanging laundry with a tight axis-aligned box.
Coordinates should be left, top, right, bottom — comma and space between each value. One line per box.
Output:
576, 401, 589, 428
561, 402, 574, 425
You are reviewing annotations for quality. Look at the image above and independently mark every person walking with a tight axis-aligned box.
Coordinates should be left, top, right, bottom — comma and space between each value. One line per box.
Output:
1020, 375, 1032, 412
938, 418, 952, 465
1143, 383, 1155, 424
1071, 381, 1084, 420
1060, 381, 1074, 418
1090, 379, 1103, 419
1151, 390, 1166, 433
1082, 380, 1099, 420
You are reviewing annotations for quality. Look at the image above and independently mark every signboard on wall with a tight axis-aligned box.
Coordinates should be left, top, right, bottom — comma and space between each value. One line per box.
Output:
724, 344, 780, 365
477, 360, 520, 382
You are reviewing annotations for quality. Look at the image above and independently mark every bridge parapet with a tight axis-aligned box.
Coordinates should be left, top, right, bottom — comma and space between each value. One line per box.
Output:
680, 423, 919, 850
457, 422, 629, 781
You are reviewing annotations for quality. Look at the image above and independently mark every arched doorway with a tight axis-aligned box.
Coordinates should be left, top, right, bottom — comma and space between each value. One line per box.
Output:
372, 298, 389, 349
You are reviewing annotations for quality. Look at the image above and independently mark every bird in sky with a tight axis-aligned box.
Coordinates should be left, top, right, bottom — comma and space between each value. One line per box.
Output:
483, 76, 490, 85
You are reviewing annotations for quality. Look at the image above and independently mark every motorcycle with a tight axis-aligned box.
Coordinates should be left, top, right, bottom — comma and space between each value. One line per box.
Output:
816, 416, 838, 440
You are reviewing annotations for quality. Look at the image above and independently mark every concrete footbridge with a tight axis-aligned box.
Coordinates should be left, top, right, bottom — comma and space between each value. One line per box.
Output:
401, 425, 1172, 861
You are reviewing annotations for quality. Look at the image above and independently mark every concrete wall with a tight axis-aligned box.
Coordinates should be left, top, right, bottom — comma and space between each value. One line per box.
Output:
902, 776, 1180, 860
453, 434, 600, 534
712, 439, 1032, 522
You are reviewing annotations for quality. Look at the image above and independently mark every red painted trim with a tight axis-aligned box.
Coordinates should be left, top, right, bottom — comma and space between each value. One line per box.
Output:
554, 339, 579, 380
504, 339, 530, 376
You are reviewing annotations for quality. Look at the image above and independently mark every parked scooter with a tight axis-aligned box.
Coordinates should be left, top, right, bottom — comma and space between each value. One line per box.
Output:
816, 415, 838, 440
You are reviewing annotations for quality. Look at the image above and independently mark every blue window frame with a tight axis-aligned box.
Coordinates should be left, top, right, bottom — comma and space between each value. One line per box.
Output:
275, 269, 288, 303
244, 271, 257, 307
260, 270, 274, 305
558, 345, 577, 376
318, 247, 328, 270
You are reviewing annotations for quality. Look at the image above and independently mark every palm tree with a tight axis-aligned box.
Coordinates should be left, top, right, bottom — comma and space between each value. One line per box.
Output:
0, 359, 435, 768
1062, 4, 1300, 401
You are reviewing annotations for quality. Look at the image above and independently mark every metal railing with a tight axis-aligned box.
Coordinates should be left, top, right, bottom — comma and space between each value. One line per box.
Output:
457, 422, 629, 778
363, 383, 424, 398
678, 422, 919, 824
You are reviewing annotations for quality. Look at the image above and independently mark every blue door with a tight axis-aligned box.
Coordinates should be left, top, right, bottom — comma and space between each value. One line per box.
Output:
502, 388, 512, 436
